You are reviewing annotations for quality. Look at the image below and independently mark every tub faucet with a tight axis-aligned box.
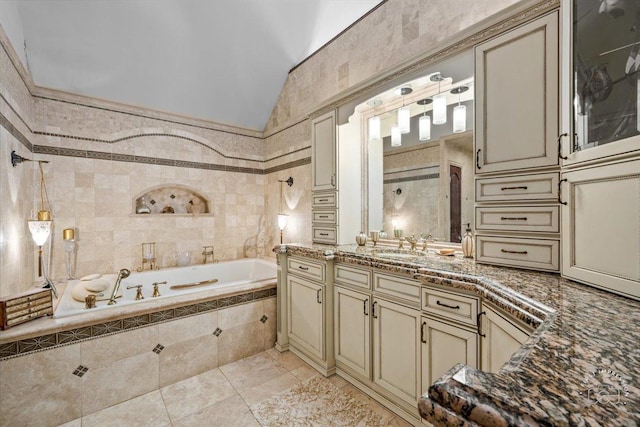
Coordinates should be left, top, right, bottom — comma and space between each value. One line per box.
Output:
202, 246, 215, 264
108, 268, 131, 305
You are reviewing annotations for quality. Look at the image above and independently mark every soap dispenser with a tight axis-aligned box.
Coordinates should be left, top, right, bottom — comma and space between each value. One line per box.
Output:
462, 223, 474, 258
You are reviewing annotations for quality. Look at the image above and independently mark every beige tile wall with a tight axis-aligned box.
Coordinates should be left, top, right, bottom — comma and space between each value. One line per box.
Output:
0, 298, 276, 426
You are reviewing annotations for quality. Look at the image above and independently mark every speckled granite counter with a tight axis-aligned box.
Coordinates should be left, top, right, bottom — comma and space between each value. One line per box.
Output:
274, 243, 640, 427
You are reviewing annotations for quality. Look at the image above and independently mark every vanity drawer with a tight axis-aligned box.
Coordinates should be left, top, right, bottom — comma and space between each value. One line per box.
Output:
475, 206, 559, 233
422, 288, 478, 327
373, 272, 421, 304
476, 236, 559, 271
288, 256, 326, 282
312, 192, 337, 208
313, 211, 337, 225
476, 173, 559, 202
334, 264, 371, 290
312, 226, 337, 244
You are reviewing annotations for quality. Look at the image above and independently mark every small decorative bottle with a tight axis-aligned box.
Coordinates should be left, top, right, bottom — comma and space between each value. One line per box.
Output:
462, 223, 474, 258
136, 196, 151, 214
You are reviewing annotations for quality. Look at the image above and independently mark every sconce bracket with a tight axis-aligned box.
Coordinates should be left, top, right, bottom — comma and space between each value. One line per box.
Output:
394, 188, 402, 195
279, 177, 294, 187
11, 151, 28, 167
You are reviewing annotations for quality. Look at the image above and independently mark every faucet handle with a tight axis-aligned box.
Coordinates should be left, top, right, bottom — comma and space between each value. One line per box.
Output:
151, 281, 166, 297
126, 284, 144, 300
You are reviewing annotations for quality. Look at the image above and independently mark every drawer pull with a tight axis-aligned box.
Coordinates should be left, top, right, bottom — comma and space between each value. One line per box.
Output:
436, 300, 460, 310
421, 321, 427, 344
501, 186, 528, 191
372, 301, 378, 319
501, 249, 528, 255
363, 298, 369, 316
297, 266, 309, 271
316, 289, 322, 304
318, 199, 328, 202
319, 233, 329, 236
318, 215, 329, 218
477, 311, 486, 337
500, 217, 528, 221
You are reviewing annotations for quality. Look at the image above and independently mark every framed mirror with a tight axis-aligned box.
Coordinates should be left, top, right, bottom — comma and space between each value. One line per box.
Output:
340, 49, 474, 243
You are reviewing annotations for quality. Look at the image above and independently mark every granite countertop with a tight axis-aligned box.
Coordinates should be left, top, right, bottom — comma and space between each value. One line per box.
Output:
274, 243, 640, 427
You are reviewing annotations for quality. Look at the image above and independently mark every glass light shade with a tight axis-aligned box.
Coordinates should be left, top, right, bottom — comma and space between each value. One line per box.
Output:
419, 115, 431, 140
391, 126, 401, 147
433, 93, 447, 125
453, 104, 467, 133
28, 220, 52, 246
397, 107, 410, 134
368, 116, 381, 141
277, 214, 289, 231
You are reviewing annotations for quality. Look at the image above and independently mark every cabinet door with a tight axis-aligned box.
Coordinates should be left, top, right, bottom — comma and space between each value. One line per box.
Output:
475, 12, 559, 174
287, 276, 324, 360
312, 110, 337, 191
421, 317, 477, 393
334, 286, 370, 379
372, 297, 421, 406
480, 305, 529, 373
561, 159, 640, 299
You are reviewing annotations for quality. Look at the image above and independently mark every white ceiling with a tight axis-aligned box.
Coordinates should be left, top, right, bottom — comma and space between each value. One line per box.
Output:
6, 0, 382, 131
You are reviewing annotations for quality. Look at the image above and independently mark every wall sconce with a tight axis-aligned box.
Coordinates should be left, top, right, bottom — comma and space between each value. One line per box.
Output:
417, 98, 432, 141
431, 73, 447, 125
18, 156, 58, 297
451, 86, 469, 133
277, 177, 294, 244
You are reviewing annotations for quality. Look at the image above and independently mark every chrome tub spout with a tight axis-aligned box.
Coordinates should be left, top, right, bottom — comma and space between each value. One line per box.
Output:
107, 268, 131, 305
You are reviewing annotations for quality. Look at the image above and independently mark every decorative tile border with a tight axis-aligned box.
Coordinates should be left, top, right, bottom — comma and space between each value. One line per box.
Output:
384, 173, 440, 184
0, 286, 277, 361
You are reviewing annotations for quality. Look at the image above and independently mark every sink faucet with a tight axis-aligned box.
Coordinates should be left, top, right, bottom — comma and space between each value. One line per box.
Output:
406, 234, 418, 250
107, 268, 131, 305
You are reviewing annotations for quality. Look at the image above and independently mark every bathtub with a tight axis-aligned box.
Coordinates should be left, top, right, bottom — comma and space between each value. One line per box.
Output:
54, 258, 277, 318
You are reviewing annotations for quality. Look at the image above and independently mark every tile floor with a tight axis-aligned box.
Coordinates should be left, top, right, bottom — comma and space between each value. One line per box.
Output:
58, 348, 415, 426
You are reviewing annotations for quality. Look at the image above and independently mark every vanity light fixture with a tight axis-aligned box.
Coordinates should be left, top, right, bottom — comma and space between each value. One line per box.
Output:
451, 85, 469, 133
277, 177, 294, 244
417, 98, 433, 141
368, 116, 381, 141
395, 86, 413, 134
391, 126, 402, 147
431, 73, 447, 125
366, 98, 383, 142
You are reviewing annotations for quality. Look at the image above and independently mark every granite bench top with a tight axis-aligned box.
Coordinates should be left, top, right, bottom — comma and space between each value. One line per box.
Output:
274, 243, 640, 427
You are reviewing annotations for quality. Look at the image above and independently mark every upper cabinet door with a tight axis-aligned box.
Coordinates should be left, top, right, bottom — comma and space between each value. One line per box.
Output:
475, 12, 559, 174
311, 110, 337, 191
562, 0, 640, 165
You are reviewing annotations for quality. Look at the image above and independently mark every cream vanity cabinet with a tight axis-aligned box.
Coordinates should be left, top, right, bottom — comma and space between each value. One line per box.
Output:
474, 11, 561, 272
479, 303, 531, 373
284, 255, 335, 375
560, 159, 640, 300
334, 264, 422, 418
420, 285, 479, 391
557, 0, 640, 300
310, 110, 361, 245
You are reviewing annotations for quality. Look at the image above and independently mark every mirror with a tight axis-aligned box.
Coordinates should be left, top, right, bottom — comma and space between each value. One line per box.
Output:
343, 50, 474, 243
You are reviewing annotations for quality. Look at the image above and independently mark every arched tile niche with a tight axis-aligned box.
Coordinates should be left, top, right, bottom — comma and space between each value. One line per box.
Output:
133, 184, 210, 215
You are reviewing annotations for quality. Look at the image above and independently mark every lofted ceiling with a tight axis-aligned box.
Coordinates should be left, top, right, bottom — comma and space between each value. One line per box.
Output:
6, 0, 383, 131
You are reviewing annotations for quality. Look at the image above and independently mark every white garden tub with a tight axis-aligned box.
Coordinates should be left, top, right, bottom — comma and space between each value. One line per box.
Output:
54, 258, 276, 318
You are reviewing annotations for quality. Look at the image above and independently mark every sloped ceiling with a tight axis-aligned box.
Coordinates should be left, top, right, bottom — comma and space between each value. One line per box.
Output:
11, 0, 382, 131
